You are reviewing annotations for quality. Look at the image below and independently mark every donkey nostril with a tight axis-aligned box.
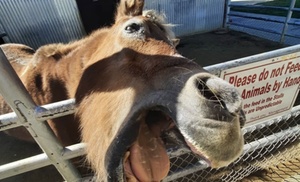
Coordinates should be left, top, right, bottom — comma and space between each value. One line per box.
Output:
195, 78, 227, 108
196, 77, 216, 100
125, 23, 141, 33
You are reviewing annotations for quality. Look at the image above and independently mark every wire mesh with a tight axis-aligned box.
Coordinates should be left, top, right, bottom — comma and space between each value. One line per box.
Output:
163, 107, 300, 182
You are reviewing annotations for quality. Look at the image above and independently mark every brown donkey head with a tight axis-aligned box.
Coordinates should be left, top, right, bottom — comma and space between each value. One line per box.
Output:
75, 0, 245, 181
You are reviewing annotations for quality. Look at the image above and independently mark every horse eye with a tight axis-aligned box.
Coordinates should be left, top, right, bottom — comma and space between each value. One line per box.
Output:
125, 23, 141, 33
158, 25, 165, 32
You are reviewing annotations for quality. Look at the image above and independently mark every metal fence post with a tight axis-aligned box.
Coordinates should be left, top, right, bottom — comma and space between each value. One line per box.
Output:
280, 0, 296, 44
223, 0, 231, 29
0, 48, 81, 181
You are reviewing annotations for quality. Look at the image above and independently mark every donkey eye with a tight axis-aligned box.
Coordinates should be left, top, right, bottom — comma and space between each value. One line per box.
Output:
158, 25, 165, 32
125, 23, 141, 33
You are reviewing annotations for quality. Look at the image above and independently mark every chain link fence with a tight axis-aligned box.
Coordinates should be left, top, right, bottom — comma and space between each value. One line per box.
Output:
163, 106, 300, 182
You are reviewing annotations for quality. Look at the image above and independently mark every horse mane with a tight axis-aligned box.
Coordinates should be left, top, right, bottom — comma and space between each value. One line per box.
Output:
32, 27, 111, 67
142, 10, 177, 40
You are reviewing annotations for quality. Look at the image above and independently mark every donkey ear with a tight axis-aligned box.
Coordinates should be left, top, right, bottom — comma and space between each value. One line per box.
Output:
172, 38, 180, 47
115, 0, 144, 21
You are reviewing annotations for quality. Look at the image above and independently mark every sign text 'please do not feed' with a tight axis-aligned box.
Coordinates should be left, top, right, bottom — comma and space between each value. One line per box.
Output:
221, 52, 300, 124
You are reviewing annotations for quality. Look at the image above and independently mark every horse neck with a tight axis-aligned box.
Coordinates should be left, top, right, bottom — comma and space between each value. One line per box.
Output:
51, 31, 109, 97
30, 41, 85, 99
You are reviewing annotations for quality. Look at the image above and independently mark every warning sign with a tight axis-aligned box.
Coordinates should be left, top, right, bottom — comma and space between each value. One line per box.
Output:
220, 52, 300, 124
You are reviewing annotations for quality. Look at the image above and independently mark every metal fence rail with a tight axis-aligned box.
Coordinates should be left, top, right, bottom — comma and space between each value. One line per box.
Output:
225, 0, 300, 45
0, 44, 300, 181
0, 143, 86, 180
0, 49, 81, 181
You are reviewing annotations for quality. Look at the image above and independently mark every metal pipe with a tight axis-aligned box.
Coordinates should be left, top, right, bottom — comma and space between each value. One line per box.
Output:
0, 112, 21, 130
0, 143, 86, 180
229, 4, 289, 11
162, 160, 209, 182
229, 12, 285, 24
34, 99, 75, 121
294, 7, 300, 12
229, 21, 281, 35
0, 48, 81, 181
280, 0, 297, 43
223, 0, 231, 29
229, 13, 300, 38
0, 99, 75, 131
0, 153, 49, 180
229, 11, 300, 26
204, 44, 300, 76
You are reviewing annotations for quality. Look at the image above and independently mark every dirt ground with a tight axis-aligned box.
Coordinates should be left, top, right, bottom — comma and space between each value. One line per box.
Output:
176, 30, 285, 67
0, 30, 287, 182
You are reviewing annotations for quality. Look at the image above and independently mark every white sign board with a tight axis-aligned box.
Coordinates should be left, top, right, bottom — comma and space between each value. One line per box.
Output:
220, 52, 300, 124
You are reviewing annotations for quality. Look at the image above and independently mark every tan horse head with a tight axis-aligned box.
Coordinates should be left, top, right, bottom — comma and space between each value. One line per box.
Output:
0, 0, 245, 181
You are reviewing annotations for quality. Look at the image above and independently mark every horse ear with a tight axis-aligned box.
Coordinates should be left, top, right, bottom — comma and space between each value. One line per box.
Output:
115, 0, 144, 21
172, 38, 180, 47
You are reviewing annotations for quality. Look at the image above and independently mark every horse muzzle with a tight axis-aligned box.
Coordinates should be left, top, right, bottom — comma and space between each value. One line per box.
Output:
104, 72, 245, 182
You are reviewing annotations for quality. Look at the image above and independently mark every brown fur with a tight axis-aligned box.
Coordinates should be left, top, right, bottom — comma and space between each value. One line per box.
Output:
0, 4, 182, 178
0, 0, 244, 181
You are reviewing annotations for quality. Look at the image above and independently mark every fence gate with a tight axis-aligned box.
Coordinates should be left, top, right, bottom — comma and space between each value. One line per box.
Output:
225, 0, 300, 45
0, 43, 300, 181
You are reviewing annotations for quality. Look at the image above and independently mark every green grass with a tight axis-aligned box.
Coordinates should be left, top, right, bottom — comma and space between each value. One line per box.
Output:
231, 0, 300, 18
